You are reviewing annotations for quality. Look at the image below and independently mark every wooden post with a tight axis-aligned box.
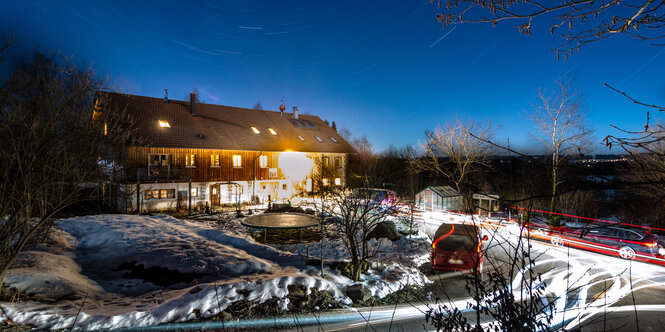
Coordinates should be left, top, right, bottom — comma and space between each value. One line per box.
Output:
136, 170, 141, 214
188, 178, 192, 215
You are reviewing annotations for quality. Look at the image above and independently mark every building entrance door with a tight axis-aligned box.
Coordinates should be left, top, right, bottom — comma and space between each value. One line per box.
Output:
210, 184, 220, 208
262, 181, 279, 202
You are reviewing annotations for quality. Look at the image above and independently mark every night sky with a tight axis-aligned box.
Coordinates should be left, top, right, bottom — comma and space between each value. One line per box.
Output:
2, 0, 664, 153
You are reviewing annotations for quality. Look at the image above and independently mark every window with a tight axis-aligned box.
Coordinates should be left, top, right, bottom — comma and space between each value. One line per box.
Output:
251, 126, 260, 134
315, 136, 323, 142
282, 184, 287, 190
323, 156, 329, 167
269, 168, 278, 178
330, 137, 338, 143
149, 154, 170, 167
185, 154, 196, 167
259, 155, 268, 168
160, 189, 175, 199
297, 135, 305, 141
288, 119, 317, 128
190, 188, 198, 197
334, 157, 342, 168
233, 155, 242, 167
158, 120, 171, 128
210, 154, 220, 167
145, 189, 175, 199
268, 128, 277, 135
334, 177, 341, 186
322, 178, 329, 186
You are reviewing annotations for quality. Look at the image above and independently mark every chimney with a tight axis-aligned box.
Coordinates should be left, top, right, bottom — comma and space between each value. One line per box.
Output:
164, 89, 168, 103
190, 91, 197, 116
279, 100, 285, 117
292, 106, 299, 120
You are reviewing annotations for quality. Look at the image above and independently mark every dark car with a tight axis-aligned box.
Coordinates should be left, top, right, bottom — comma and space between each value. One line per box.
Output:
548, 225, 664, 260
431, 223, 488, 272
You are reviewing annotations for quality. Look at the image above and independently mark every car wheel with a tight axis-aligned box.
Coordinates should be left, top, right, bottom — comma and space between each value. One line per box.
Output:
550, 236, 565, 247
619, 246, 636, 260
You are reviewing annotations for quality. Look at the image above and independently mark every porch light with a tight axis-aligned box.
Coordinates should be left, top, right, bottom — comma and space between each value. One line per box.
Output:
158, 120, 171, 128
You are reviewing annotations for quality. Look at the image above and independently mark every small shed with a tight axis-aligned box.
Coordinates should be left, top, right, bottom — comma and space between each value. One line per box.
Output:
473, 193, 500, 216
416, 186, 463, 212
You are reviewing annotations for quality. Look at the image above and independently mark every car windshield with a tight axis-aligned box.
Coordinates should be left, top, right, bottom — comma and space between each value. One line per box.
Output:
436, 234, 477, 251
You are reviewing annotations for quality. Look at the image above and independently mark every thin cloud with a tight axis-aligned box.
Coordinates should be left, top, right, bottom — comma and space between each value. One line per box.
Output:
619, 47, 665, 86
429, 26, 457, 48
172, 40, 217, 55
411, 0, 428, 15
216, 49, 243, 55
266, 31, 289, 35
238, 26, 263, 30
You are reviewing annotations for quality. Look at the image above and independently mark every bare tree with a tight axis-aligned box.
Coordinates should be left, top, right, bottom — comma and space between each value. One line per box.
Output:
430, 0, 665, 58
0, 50, 133, 292
411, 118, 495, 209
529, 77, 594, 213
325, 187, 393, 282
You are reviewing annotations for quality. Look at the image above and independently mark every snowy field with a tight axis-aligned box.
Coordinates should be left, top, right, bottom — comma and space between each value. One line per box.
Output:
0, 213, 432, 330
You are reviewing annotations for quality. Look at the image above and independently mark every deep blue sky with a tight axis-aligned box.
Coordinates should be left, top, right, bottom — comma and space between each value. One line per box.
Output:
2, 0, 664, 153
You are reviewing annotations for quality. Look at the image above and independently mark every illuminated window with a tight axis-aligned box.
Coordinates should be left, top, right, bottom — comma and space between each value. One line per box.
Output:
297, 135, 305, 141
259, 155, 268, 168
186, 154, 195, 167
322, 178, 329, 186
323, 156, 329, 166
330, 137, 338, 143
269, 168, 278, 178
233, 155, 242, 167
149, 154, 170, 167
149, 189, 175, 199
158, 120, 171, 128
104, 122, 108, 136
268, 128, 277, 135
334, 178, 341, 186
251, 126, 260, 134
210, 154, 220, 167
334, 157, 342, 168
191, 188, 198, 197
315, 136, 323, 142
212, 188, 217, 195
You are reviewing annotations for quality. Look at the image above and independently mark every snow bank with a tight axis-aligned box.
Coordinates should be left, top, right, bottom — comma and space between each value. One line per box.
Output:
0, 214, 348, 330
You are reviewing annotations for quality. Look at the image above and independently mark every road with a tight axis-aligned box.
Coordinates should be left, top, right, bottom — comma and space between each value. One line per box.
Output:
284, 226, 665, 331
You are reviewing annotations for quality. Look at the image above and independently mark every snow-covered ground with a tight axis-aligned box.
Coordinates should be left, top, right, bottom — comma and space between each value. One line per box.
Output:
0, 213, 433, 330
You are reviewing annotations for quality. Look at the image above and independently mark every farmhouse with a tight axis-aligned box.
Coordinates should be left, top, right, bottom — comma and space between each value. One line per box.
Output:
95, 91, 355, 212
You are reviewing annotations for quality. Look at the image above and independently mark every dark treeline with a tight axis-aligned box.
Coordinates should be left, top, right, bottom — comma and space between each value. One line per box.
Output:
345, 148, 664, 227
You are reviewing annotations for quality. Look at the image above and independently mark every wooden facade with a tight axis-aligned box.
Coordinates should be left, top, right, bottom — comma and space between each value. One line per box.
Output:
125, 147, 346, 184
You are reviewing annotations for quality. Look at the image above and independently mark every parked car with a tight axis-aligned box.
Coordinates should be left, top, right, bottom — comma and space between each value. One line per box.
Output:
431, 223, 488, 272
546, 225, 665, 260
350, 188, 397, 211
